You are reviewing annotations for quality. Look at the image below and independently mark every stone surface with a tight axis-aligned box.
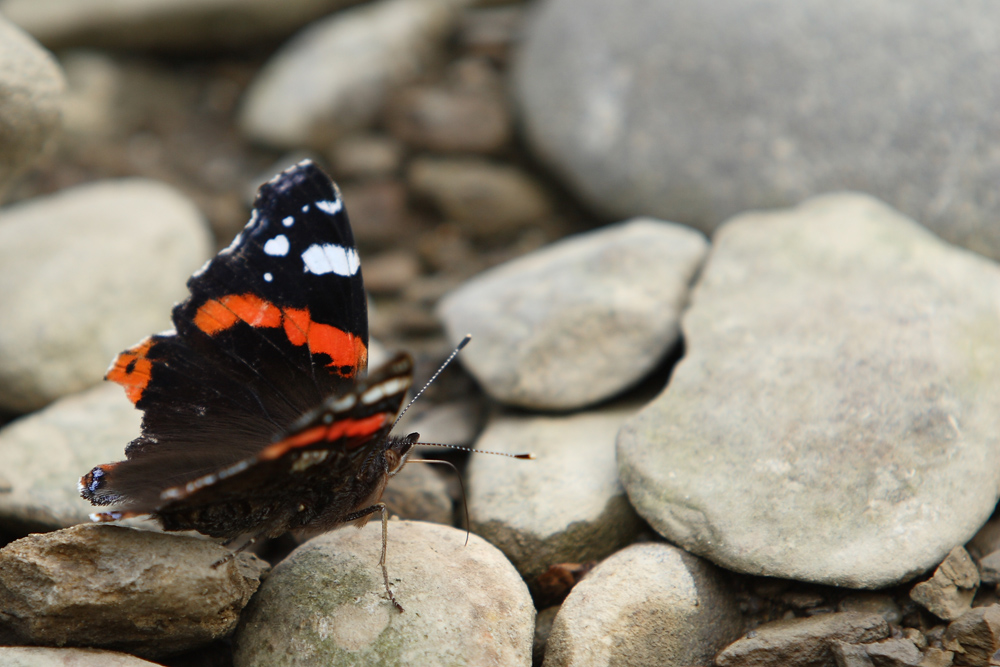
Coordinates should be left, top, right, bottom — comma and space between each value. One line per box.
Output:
438, 218, 708, 410
0, 647, 161, 667
239, 0, 468, 149
617, 193, 1000, 588
385, 58, 511, 153
0, 0, 364, 51
716, 612, 889, 667
514, 0, 1000, 261
942, 604, 1000, 667
831, 641, 875, 667
911, 547, 980, 621
978, 551, 1000, 586
233, 520, 533, 666
360, 248, 421, 294
919, 648, 955, 667
468, 404, 643, 588
328, 133, 403, 179
0, 383, 140, 533
865, 639, 923, 667
838, 593, 902, 625
380, 458, 453, 525
407, 156, 552, 239
543, 543, 743, 667
0, 178, 212, 413
0, 16, 64, 199
0, 524, 268, 659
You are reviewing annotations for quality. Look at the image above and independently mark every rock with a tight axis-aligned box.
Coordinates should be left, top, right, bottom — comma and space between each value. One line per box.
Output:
0, 0, 364, 51
233, 520, 534, 666
239, 0, 468, 149
533, 605, 560, 666
360, 248, 421, 294
832, 641, 875, 667
59, 50, 122, 140
544, 543, 743, 667
911, 547, 980, 621
942, 605, 1000, 666
458, 5, 524, 62
339, 180, 414, 247
919, 648, 955, 667
865, 639, 923, 667
514, 0, 1000, 261
0, 383, 140, 533
408, 156, 552, 240
0, 524, 268, 659
0, 647, 161, 667
966, 514, 1000, 560
381, 459, 453, 525
838, 593, 902, 625
0, 179, 212, 413
328, 133, 404, 179
617, 193, 1000, 588
438, 218, 708, 410
0, 16, 64, 199
716, 612, 889, 667
467, 404, 643, 588
978, 551, 1000, 586
385, 58, 511, 153
396, 398, 483, 450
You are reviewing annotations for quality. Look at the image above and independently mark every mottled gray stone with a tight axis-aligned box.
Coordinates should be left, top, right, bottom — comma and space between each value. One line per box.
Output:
716, 612, 889, 667
515, 0, 1000, 260
0, 524, 268, 659
468, 404, 643, 587
0, 16, 64, 199
0, 179, 211, 412
233, 520, 533, 666
618, 193, 1000, 588
240, 0, 469, 149
0, 383, 140, 533
543, 543, 743, 667
438, 218, 708, 410
0, 0, 364, 51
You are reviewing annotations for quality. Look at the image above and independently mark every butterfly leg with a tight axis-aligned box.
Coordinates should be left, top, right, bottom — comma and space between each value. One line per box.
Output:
211, 534, 261, 569
343, 502, 403, 613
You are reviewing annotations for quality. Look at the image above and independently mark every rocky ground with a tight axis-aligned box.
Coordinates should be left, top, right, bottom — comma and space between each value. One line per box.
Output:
2, 1, 1000, 666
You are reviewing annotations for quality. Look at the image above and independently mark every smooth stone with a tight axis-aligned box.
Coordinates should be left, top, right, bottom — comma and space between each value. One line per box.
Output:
910, 547, 980, 621
0, 524, 268, 659
543, 543, 743, 667
233, 520, 534, 666
618, 193, 1000, 588
328, 133, 404, 179
715, 612, 889, 667
239, 0, 469, 149
942, 604, 1000, 666
360, 248, 421, 294
457, 5, 524, 62
0, 383, 140, 533
0, 647, 161, 667
0, 179, 212, 413
468, 404, 643, 588
0, 0, 364, 51
438, 218, 708, 410
381, 459, 453, 526
0, 16, 64, 198
514, 0, 1000, 260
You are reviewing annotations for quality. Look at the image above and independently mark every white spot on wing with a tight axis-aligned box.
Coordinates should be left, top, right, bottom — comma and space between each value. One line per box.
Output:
329, 394, 357, 412
316, 199, 342, 215
361, 376, 412, 405
301, 204, 309, 213
264, 272, 273, 282
301, 243, 360, 276
282, 216, 294, 227
264, 234, 290, 257
291, 450, 331, 472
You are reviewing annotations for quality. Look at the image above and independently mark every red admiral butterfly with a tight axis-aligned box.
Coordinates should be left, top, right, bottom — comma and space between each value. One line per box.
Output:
80, 160, 419, 611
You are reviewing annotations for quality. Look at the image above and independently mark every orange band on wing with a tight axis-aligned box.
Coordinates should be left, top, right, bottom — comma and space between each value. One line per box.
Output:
193, 294, 366, 374
105, 338, 155, 404
259, 413, 389, 461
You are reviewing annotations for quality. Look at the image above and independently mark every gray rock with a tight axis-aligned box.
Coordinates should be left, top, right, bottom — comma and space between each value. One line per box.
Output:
328, 133, 403, 179
233, 520, 534, 666
543, 543, 743, 667
438, 218, 708, 410
911, 547, 980, 621
0, 16, 64, 199
0, 0, 364, 51
0, 383, 140, 533
0, 383, 141, 535
865, 639, 923, 667
514, 0, 1000, 261
618, 193, 1000, 588
978, 551, 1000, 586
239, 0, 469, 149
0, 524, 268, 659
716, 612, 889, 667
0, 647, 160, 667
468, 404, 643, 588
0, 178, 211, 413
832, 641, 875, 667
408, 156, 553, 239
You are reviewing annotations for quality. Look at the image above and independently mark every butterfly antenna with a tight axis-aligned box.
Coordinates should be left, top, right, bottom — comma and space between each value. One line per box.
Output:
416, 442, 534, 460
392, 334, 472, 431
